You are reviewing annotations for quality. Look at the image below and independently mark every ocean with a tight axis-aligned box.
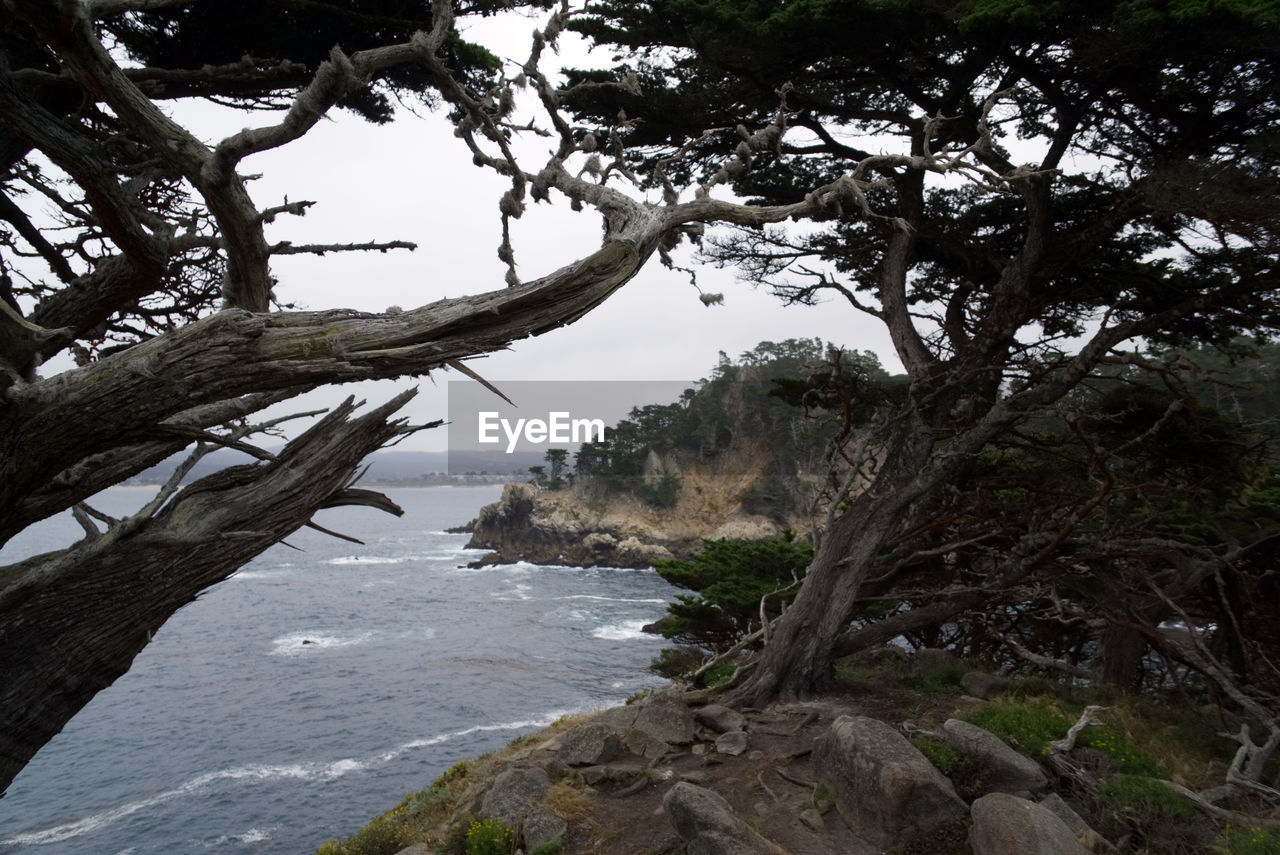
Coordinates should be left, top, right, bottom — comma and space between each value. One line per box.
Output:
0, 486, 677, 853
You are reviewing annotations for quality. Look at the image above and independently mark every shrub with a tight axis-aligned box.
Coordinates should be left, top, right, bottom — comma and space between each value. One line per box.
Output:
1098, 775, 1197, 823
653, 535, 812, 651
965, 699, 1074, 757
911, 735, 963, 775
702, 661, 737, 688
528, 841, 565, 855
903, 658, 968, 694
1218, 824, 1280, 855
465, 817, 514, 855
965, 698, 1167, 777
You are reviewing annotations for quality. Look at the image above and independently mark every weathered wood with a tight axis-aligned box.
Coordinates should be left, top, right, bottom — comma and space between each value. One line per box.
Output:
0, 393, 411, 794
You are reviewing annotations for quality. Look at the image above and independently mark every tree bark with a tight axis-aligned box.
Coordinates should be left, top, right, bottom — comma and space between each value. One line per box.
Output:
0, 393, 411, 795
730, 427, 934, 703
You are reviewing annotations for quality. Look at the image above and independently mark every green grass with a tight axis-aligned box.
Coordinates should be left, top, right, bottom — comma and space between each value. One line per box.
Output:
911, 735, 964, 775
1098, 775, 1197, 823
702, 661, 737, 687
1218, 824, 1280, 855
964, 698, 1167, 777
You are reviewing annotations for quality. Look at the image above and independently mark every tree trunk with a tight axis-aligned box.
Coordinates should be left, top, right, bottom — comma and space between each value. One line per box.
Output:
0, 393, 410, 795
730, 429, 934, 704
1094, 626, 1149, 691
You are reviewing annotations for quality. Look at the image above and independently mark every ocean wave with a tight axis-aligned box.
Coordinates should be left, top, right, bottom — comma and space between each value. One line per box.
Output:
0, 762, 350, 846
379, 710, 577, 763
490, 583, 534, 602
0, 711, 572, 847
325, 556, 405, 565
591, 619, 657, 641
203, 827, 275, 847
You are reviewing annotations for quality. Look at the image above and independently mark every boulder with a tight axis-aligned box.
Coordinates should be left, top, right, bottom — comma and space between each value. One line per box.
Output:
715, 731, 749, 756
960, 671, 1008, 699
392, 845, 431, 855
633, 694, 696, 746
941, 718, 1049, 795
812, 715, 966, 848
970, 792, 1091, 855
695, 704, 746, 734
557, 723, 622, 766
521, 807, 567, 850
1039, 793, 1118, 853
662, 781, 785, 855
479, 767, 552, 828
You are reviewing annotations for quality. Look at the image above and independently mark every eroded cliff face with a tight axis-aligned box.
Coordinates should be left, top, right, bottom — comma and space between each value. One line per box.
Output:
461, 445, 794, 568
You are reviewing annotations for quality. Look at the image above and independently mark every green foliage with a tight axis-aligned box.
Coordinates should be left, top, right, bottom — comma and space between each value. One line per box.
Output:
911, 735, 963, 775
902, 658, 968, 694
1097, 775, 1198, 823
1218, 824, 1280, 855
528, 841, 565, 855
653, 535, 812, 650
574, 340, 891, 517
315, 790, 431, 855
965, 700, 1076, 758
966, 699, 1168, 776
650, 646, 704, 678
702, 661, 737, 687
433, 759, 470, 789
638, 474, 681, 508
464, 817, 513, 855
1077, 728, 1168, 778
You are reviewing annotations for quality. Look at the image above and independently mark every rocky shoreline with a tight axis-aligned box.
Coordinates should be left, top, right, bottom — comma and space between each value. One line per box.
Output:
456, 460, 794, 570
331, 652, 1127, 855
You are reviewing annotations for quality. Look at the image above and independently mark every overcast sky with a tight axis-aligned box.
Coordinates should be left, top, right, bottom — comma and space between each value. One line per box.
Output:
138, 14, 900, 451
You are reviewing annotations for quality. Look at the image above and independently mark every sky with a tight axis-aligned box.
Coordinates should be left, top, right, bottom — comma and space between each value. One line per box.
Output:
152, 12, 901, 451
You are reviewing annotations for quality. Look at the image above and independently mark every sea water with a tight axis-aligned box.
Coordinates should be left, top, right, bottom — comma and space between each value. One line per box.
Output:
0, 486, 677, 853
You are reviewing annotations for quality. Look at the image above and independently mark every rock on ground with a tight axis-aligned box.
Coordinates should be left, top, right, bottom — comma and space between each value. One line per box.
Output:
940, 718, 1049, 795
695, 703, 747, 734
479, 767, 552, 828
557, 723, 622, 766
969, 792, 1092, 855
813, 715, 967, 848
662, 781, 785, 855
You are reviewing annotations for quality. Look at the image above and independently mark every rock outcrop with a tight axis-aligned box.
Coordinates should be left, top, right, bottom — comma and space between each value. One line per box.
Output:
369, 682, 1127, 855
459, 445, 792, 568
969, 792, 1093, 855
662, 782, 785, 855
812, 714, 967, 848
940, 717, 1050, 796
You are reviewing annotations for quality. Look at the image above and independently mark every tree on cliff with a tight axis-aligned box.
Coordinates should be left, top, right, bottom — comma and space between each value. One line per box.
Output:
564, 0, 1280, 715
3, 0, 1278, 800
0, 0, 877, 792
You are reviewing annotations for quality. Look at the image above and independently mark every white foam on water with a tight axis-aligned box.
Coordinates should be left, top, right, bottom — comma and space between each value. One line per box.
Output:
0, 708, 577, 848
0, 761, 352, 846
325, 556, 405, 565
555, 595, 669, 604
490, 582, 534, 601
230, 569, 294, 582
591, 619, 656, 641
203, 827, 275, 847
376, 709, 576, 763
269, 631, 374, 656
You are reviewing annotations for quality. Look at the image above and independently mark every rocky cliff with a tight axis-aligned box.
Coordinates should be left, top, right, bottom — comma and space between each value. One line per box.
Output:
459, 445, 796, 568
319, 649, 1156, 855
